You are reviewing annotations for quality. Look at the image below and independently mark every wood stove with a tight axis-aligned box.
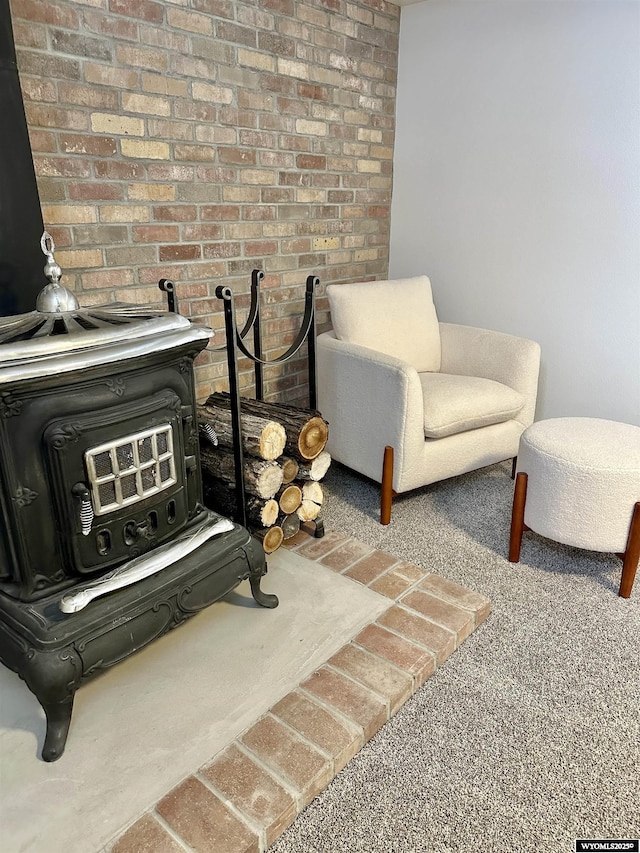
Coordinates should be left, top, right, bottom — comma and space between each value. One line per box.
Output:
0, 235, 277, 762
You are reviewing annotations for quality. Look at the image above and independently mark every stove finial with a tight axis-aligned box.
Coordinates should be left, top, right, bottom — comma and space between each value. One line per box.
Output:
36, 230, 79, 313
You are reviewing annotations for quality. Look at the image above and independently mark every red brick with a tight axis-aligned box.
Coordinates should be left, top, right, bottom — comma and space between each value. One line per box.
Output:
69, 182, 122, 201
271, 689, 362, 773
110, 813, 183, 853
344, 550, 398, 585
34, 156, 91, 178
302, 666, 388, 741
202, 242, 241, 259
182, 224, 224, 241
418, 575, 491, 625
159, 244, 201, 261
243, 205, 276, 221
329, 643, 412, 715
370, 570, 416, 600
202, 744, 297, 847
133, 225, 180, 243
377, 606, 457, 664
218, 147, 257, 165
400, 589, 476, 643
241, 715, 331, 807
319, 538, 374, 572
156, 776, 259, 853
28, 129, 57, 153
109, 0, 165, 23
12, 0, 79, 28
297, 82, 330, 101
201, 205, 240, 221
95, 161, 145, 180
153, 205, 197, 222
296, 154, 327, 170
355, 623, 436, 687
295, 529, 349, 561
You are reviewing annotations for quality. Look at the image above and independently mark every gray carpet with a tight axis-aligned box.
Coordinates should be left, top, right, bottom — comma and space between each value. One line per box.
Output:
270, 461, 640, 853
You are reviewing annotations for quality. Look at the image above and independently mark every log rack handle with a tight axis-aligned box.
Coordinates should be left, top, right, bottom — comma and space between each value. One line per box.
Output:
158, 279, 179, 314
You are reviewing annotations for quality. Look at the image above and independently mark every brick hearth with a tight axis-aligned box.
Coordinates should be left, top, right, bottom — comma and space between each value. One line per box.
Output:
109, 528, 490, 853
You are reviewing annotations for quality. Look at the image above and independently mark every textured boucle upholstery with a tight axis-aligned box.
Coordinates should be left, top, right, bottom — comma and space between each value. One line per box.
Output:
419, 373, 525, 438
326, 276, 441, 372
317, 274, 541, 496
517, 418, 640, 552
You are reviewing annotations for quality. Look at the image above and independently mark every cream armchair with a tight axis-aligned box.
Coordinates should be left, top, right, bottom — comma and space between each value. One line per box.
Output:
317, 276, 541, 523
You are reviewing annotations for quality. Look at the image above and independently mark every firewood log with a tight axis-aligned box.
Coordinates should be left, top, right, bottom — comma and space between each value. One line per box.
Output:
297, 500, 321, 522
197, 402, 286, 461
280, 456, 300, 484
200, 445, 283, 499
202, 476, 279, 528
254, 526, 284, 554
204, 392, 328, 461
277, 484, 302, 515
278, 512, 301, 540
296, 482, 323, 522
302, 481, 324, 505
296, 450, 331, 481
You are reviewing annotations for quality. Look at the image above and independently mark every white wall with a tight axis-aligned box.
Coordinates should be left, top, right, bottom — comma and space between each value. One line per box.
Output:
389, 0, 640, 424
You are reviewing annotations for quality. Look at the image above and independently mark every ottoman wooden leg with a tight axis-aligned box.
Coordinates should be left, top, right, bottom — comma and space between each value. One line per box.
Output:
509, 472, 528, 563
618, 501, 640, 598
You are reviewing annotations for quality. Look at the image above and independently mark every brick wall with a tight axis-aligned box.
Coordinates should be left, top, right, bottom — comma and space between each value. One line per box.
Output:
9, 0, 399, 403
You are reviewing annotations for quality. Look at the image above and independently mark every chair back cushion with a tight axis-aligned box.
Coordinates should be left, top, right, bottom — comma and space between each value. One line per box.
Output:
419, 373, 525, 438
327, 276, 441, 372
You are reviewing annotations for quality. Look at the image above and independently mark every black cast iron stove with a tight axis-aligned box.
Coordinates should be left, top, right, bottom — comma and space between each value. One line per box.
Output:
0, 234, 277, 762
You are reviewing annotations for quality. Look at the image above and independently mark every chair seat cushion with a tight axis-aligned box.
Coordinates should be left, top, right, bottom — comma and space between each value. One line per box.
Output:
327, 276, 441, 372
419, 373, 525, 438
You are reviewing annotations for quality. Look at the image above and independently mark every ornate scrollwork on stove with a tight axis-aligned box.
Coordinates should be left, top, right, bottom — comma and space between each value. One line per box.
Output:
75, 600, 175, 676
186, 424, 198, 450
169, 395, 183, 415
31, 569, 67, 592
49, 422, 83, 450
105, 378, 126, 397
179, 357, 192, 375
0, 391, 23, 418
12, 485, 38, 507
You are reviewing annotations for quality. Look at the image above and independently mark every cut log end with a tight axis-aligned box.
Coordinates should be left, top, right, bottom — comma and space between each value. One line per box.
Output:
259, 421, 287, 461
297, 499, 321, 522
297, 450, 331, 481
258, 498, 279, 528
280, 457, 300, 484
254, 526, 284, 554
278, 484, 302, 515
302, 481, 324, 505
279, 512, 301, 540
298, 416, 329, 460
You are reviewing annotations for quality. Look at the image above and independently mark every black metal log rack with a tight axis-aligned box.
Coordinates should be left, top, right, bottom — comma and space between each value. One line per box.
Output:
160, 270, 323, 534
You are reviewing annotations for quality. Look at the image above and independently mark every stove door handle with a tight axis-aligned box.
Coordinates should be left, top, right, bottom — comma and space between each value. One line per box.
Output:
59, 515, 234, 614
72, 483, 94, 536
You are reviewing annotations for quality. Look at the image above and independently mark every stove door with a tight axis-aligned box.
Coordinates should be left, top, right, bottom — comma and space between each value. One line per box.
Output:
44, 390, 194, 575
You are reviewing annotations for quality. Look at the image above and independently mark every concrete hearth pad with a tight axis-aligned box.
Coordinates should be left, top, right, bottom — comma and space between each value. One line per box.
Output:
0, 547, 390, 853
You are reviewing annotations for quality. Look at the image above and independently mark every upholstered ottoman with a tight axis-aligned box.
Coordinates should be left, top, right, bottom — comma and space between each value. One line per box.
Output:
508, 417, 640, 597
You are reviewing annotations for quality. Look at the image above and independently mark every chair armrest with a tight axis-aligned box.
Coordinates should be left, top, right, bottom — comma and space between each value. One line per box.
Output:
317, 332, 425, 485
439, 323, 541, 426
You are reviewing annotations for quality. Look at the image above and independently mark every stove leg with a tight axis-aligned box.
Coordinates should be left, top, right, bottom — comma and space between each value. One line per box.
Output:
42, 694, 75, 762
20, 647, 82, 762
249, 573, 279, 609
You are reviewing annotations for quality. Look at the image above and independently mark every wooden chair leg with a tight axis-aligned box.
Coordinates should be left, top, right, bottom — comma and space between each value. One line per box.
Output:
380, 445, 394, 525
511, 457, 517, 480
619, 501, 640, 598
509, 472, 528, 562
